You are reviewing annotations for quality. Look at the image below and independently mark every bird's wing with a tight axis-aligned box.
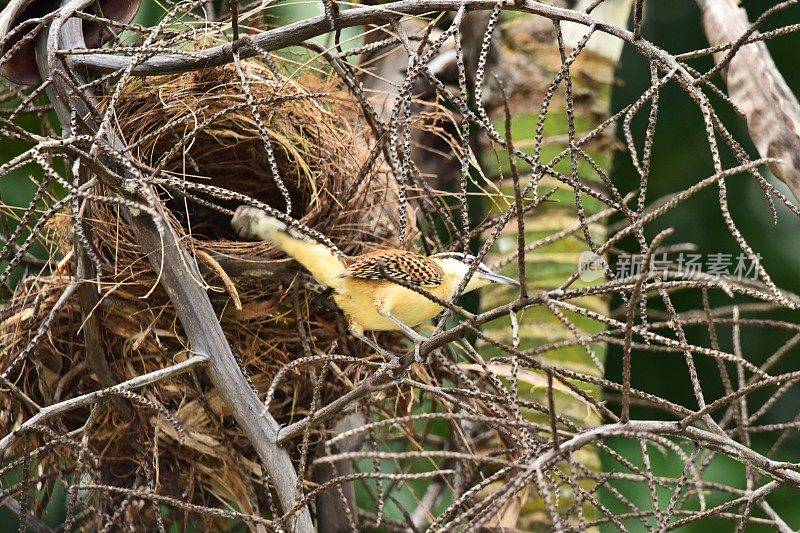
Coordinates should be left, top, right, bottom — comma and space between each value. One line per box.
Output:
342, 250, 444, 287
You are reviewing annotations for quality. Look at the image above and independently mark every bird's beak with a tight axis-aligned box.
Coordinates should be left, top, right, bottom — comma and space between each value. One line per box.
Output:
481, 271, 520, 286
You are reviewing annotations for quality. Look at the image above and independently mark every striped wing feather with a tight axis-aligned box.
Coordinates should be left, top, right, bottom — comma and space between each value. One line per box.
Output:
342, 250, 443, 286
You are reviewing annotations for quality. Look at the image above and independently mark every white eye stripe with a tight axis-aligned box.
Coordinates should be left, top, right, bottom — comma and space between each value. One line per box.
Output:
432, 252, 489, 269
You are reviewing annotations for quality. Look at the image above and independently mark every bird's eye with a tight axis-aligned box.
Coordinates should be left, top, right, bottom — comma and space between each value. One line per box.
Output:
463, 256, 474, 265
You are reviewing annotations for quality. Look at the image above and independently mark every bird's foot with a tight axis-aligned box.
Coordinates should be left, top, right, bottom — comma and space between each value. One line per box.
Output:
377, 309, 428, 362
351, 328, 402, 368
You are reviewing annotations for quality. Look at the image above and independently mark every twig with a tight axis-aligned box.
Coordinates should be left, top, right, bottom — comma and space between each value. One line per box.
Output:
0, 355, 207, 452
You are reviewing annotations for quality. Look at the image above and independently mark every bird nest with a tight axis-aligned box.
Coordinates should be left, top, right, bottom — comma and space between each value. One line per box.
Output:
0, 54, 414, 525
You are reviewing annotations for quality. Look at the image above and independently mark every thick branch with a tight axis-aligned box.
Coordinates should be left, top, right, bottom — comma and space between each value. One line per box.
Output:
71, 0, 675, 81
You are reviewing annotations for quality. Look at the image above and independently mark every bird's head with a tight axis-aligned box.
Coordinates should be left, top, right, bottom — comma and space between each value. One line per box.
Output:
432, 252, 519, 293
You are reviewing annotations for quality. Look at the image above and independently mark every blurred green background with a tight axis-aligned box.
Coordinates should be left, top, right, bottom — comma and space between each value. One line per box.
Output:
604, 0, 800, 531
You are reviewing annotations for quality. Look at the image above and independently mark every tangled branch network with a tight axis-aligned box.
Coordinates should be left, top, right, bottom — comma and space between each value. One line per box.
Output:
1, 0, 800, 530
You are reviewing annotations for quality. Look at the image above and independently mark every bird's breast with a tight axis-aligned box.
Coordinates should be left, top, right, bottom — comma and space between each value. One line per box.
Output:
334, 279, 447, 332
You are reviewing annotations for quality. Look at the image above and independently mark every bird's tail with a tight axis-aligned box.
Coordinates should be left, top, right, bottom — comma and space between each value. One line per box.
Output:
231, 206, 345, 288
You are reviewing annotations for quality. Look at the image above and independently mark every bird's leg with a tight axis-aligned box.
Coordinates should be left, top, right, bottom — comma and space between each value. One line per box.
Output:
377, 309, 427, 363
349, 325, 399, 366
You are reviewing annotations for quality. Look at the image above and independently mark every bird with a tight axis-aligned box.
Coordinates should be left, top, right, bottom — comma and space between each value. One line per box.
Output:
231, 206, 519, 364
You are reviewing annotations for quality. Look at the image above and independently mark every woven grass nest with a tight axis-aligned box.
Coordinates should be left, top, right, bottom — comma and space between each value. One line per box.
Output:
0, 54, 419, 526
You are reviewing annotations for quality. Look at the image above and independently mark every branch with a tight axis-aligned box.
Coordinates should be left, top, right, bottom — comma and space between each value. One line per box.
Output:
483, 421, 800, 522
699, 0, 800, 200
277, 372, 397, 444
70, 0, 684, 84
0, 355, 207, 452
